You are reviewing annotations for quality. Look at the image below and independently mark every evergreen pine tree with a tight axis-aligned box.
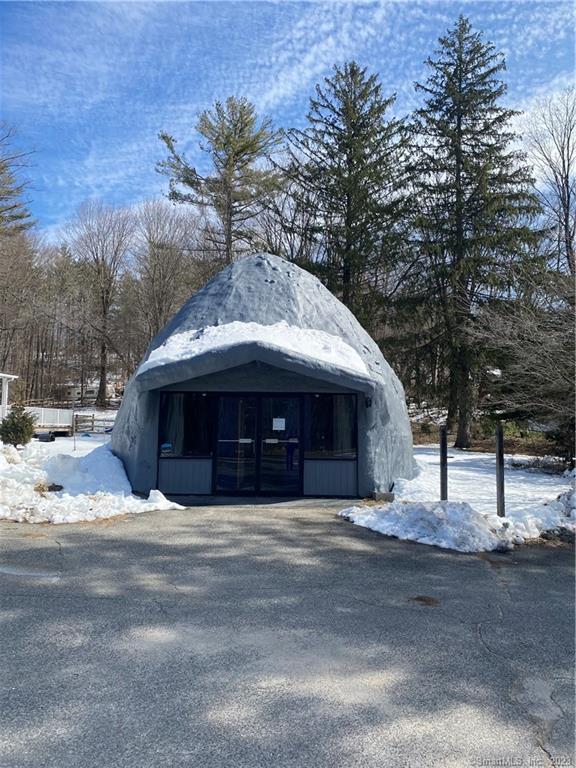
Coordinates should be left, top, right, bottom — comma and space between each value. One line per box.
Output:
0, 404, 36, 448
0, 126, 32, 236
412, 16, 541, 447
286, 61, 409, 329
158, 97, 281, 264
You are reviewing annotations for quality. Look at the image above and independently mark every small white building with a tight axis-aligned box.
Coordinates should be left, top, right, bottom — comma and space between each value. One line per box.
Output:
0, 372, 18, 419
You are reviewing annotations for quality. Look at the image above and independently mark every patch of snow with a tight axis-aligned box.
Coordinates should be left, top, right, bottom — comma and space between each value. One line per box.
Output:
0, 436, 182, 524
407, 403, 447, 425
340, 445, 575, 552
74, 407, 118, 420
138, 321, 368, 377
505, 454, 566, 474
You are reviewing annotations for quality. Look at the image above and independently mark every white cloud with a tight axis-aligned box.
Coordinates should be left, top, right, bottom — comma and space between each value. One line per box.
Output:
246, 1, 399, 113
1, 3, 154, 119
2, 0, 572, 240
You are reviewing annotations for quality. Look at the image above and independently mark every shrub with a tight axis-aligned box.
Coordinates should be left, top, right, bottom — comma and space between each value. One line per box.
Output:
471, 415, 496, 439
0, 404, 36, 448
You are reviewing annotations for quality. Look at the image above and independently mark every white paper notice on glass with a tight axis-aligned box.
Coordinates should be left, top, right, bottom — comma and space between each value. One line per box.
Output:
272, 418, 286, 431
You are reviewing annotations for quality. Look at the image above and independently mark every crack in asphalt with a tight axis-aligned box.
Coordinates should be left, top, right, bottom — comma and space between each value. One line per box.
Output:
537, 737, 557, 767
475, 556, 573, 766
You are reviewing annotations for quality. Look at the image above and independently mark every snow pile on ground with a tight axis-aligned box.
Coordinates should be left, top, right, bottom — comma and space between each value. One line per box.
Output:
340, 501, 507, 552
45, 444, 131, 495
0, 436, 182, 524
340, 446, 575, 553
138, 321, 368, 377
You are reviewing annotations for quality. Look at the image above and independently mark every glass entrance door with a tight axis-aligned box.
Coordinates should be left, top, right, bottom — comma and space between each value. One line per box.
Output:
260, 396, 301, 494
215, 396, 257, 493
214, 395, 302, 495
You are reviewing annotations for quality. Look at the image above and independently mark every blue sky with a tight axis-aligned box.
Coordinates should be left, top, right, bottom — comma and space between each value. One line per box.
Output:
0, 0, 573, 240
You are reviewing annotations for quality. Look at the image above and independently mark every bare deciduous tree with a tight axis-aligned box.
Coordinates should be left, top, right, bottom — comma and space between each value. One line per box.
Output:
473, 269, 575, 461
0, 232, 36, 371
132, 200, 200, 342
525, 88, 575, 274
67, 201, 134, 406
251, 179, 320, 265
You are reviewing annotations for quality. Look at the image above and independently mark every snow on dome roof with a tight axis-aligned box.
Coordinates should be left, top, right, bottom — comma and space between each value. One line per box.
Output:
135, 253, 400, 394
137, 321, 368, 379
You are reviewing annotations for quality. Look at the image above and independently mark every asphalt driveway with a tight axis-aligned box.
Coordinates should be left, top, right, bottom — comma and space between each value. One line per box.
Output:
0, 500, 574, 768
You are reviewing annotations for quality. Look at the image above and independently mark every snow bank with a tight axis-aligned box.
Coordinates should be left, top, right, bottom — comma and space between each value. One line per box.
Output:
45, 444, 132, 495
138, 320, 368, 377
340, 446, 575, 552
0, 438, 182, 524
340, 501, 508, 553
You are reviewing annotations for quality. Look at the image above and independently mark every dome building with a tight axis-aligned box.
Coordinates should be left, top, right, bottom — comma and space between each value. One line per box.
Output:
112, 253, 414, 498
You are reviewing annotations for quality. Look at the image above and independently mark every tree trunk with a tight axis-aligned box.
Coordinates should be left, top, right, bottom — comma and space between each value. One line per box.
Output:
563, 206, 575, 275
96, 338, 107, 408
342, 189, 354, 312
445, 371, 458, 433
342, 259, 352, 310
453, 346, 473, 448
224, 187, 233, 264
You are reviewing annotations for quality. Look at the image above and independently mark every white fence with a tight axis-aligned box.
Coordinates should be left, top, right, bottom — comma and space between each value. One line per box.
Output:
0, 405, 74, 429
28, 407, 75, 428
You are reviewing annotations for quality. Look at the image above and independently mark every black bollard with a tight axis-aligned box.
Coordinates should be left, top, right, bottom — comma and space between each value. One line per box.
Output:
440, 425, 448, 501
496, 422, 505, 517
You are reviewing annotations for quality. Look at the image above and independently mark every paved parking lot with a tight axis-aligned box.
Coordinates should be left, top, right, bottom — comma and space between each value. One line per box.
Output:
0, 501, 574, 768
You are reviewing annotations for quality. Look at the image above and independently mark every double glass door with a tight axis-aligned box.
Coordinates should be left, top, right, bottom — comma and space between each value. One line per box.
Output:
215, 395, 301, 495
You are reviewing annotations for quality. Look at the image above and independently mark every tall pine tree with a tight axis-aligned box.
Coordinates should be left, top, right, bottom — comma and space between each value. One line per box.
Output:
413, 16, 540, 447
286, 61, 409, 329
158, 97, 281, 264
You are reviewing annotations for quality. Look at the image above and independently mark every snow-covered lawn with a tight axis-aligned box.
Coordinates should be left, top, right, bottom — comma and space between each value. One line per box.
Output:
0, 435, 181, 524
340, 446, 575, 552
74, 407, 118, 420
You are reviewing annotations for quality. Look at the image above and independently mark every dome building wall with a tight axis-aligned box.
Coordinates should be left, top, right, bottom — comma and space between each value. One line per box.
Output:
112, 253, 414, 498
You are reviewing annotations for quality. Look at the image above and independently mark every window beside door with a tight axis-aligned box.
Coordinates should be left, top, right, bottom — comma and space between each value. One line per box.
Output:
303, 394, 357, 459
158, 392, 216, 457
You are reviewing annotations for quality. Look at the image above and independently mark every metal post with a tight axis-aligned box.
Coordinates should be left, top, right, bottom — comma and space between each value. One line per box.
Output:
72, 396, 76, 452
440, 425, 448, 501
496, 422, 505, 517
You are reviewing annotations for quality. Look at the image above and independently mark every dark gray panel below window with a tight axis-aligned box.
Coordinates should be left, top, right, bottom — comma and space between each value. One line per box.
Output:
303, 460, 357, 496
